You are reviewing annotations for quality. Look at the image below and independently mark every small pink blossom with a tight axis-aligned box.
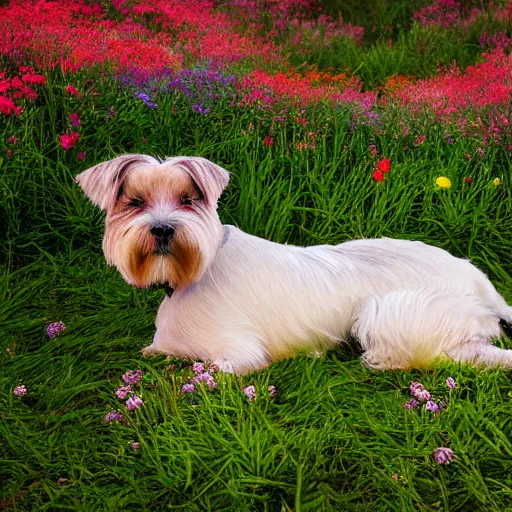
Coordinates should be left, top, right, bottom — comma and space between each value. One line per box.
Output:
7, 136, 17, 144
46, 321, 67, 338
77, 151, 86, 160
410, 381, 431, 401
69, 112, 81, 126
66, 85, 79, 96
115, 385, 132, 399
181, 383, 195, 394
243, 385, 256, 402
268, 385, 276, 397
414, 135, 426, 146
433, 447, 455, 464
130, 442, 140, 450
425, 400, 441, 413
104, 411, 123, 423
192, 362, 204, 374
446, 377, 457, 389
403, 399, 419, 409
60, 132, 79, 150
122, 370, 143, 385
191, 371, 216, 389
13, 385, 27, 396
126, 393, 144, 411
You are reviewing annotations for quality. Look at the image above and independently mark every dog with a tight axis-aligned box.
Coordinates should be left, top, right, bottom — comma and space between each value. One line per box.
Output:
76, 154, 512, 374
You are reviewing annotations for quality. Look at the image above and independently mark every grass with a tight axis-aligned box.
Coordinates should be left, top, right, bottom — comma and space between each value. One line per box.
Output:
2, 37, 512, 512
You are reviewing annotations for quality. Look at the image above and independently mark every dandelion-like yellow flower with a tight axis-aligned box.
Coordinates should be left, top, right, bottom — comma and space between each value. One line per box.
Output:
436, 176, 451, 189
493, 178, 501, 187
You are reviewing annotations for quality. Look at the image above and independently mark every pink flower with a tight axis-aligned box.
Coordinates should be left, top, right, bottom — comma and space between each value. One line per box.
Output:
425, 400, 441, 413
69, 113, 81, 126
263, 136, 274, 147
77, 151, 86, 160
46, 321, 67, 338
60, 132, 79, 150
191, 371, 216, 389
410, 381, 431, 401
115, 385, 132, 399
268, 385, 276, 397
414, 135, 426, 146
131, 442, 140, 450
446, 377, 457, 389
122, 370, 143, 385
13, 385, 27, 396
7, 136, 17, 144
181, 383, 195, 394
66, 85, 79, 96
126, 393, 144, 410
192, 362, 204, 374
433, 447, 455, 464
243, 385, 256, 402
403, 399, 419, 409
104, 411, 123, 423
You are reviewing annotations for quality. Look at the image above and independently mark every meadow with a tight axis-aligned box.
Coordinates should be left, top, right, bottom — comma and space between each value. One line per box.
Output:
2, 0, 512, 510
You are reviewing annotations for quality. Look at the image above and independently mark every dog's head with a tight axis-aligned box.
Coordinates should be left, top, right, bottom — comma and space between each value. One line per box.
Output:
76, 154, 229, 289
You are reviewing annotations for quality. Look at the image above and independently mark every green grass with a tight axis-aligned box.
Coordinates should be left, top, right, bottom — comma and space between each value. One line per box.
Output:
2, 67, 512, 510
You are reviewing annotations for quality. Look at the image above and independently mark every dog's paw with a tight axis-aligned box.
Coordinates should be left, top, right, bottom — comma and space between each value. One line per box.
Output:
141, 345, 158, 358
212, 358, 236, 373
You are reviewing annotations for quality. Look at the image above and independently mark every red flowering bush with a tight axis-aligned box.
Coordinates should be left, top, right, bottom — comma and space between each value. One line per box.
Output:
0, 67, 46, 116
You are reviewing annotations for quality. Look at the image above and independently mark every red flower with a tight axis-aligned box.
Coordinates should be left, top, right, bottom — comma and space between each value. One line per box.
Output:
60, 132, 80, 150
263, 136, 274, 147
377, 158, 391, 173
22, 73, 46, 85
464, 176, 473, 184
372, 169, 385, 182
66, 85, 80, 97
77, 151, 87, 160
7, 136, 17, 144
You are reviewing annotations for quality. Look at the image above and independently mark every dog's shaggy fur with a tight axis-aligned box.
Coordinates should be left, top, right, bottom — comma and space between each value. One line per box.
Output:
77, 154, 512, 374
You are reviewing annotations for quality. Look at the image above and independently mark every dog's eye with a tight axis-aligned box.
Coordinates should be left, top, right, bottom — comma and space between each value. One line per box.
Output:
181, 195, 193, 205
128, 198, 144, 208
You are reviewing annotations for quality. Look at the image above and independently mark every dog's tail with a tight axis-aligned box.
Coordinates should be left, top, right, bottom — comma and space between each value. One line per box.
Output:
351, 288, 502, 370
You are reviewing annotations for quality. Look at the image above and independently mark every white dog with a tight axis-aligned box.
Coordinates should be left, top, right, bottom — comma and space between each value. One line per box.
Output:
76, 154, 512, 374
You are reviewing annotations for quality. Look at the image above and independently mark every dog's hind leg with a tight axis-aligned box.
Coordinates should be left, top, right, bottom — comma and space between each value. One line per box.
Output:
352, 288, 503, 370
447, 342, 512, 369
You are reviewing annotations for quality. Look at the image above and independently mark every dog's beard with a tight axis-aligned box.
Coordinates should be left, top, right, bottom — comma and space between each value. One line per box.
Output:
102, 222, 205, 289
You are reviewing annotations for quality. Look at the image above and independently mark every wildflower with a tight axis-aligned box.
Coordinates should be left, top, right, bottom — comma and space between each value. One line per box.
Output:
243, 385, 256, 402
107, 106, 116, 119
493, 178, 501, 187
372, 169, 384, 182
6, 150, 13, 159
446, 377, 457, 389
104, 411, 123, 423
60, 132, 79, 150
136, 92, 158, 109
69, 113, 81, 127
369, 144, 377, 157
126, 393, 144, 411
46, 321, 67, 338
414, 135, 426, 146
13, 385, 27, 396
436, 177, 451, 189
192, 371, 216, 389
192, 362, 204, 374
263, 136, 274, 147
268, 385, 276, 397
181, 383, 195, 394
433, 447, 455, 464
66, 85, 79, 96
464, 177, 473, 184
131, 442, 140, 450
77, 151, 86, 160
403, 399, 419, 409
7, 136, 17, 144
377, 158, 391, 173
446, 137, 455, 144
122, 369, 143, 385
425, 400, 441, 413
410, 382, 431, 401
115, 385, 132, 400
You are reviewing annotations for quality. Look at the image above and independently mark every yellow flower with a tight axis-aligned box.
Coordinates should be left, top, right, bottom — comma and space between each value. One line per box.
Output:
493, 177, 501, 187
435, 176, 451, 189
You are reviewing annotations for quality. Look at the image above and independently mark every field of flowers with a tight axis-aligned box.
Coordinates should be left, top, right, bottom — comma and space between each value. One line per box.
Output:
2, 0, 512, 510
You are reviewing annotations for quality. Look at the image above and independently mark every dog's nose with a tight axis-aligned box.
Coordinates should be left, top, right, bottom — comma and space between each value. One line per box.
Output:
150, 225, 175, 240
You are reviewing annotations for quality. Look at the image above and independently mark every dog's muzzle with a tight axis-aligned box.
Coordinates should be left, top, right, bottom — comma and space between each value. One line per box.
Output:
150, 224, 174, 255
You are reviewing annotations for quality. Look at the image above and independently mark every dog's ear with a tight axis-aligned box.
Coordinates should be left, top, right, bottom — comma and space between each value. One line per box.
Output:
76, 154, 157, 211
169, 157, 230, 207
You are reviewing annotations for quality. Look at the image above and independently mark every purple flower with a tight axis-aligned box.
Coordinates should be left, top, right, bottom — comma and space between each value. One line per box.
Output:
136, 92, 158, 109
425, 400, 441, 413
433, 447, 455, 464
268, 385, 276, 398
115, 385, 132, 400
192, 371, 216, 389
403, 399, 419, 409
126, 393, 144, 411
410, 381, 431, 401
13, 385, 27, 396
122, 370, 143, 385
69, 113, 81, 127
192, 362, 205, 374
192, 104, 210, 115
104, 411, 123, 423
181, 383, 195, 394
243, 385, 256, 402
130, 442, 140, 450
46, 321, 67, 338
446, 377, 457, 389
